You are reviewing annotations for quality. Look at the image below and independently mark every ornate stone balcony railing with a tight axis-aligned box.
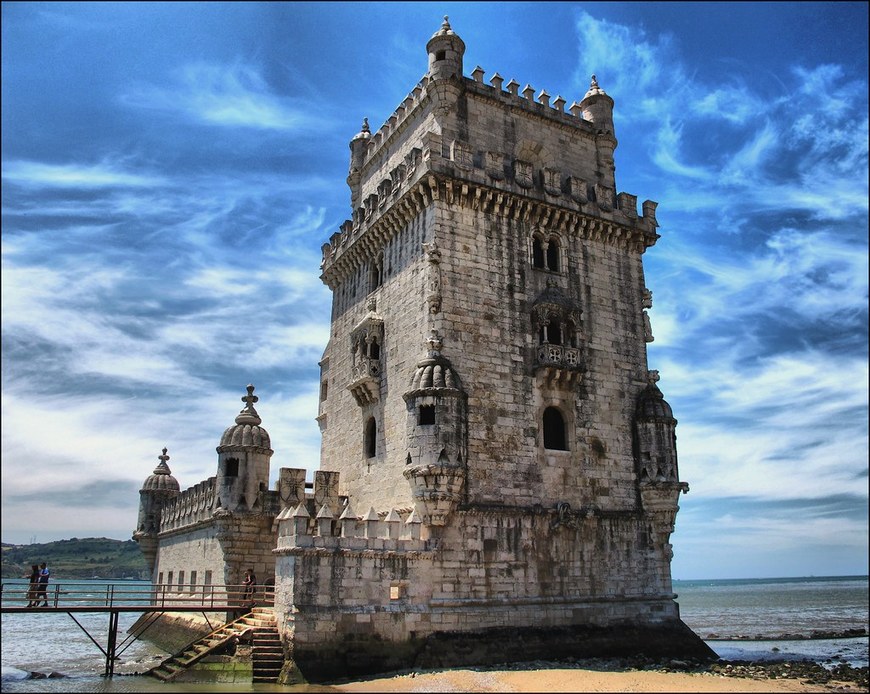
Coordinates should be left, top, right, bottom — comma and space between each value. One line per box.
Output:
536, 343, 581, 369
348, 357, 381, 406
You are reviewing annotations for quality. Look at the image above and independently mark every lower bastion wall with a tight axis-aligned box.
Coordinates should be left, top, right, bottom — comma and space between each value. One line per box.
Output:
272, 499, 710, 681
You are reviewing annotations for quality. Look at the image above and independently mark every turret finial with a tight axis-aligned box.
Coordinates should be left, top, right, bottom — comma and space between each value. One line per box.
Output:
242, 384, 259, 408
361, 117, 370, 133
152, 447, 172, 475
235, 384, 262, 425
591, 74, 599, 89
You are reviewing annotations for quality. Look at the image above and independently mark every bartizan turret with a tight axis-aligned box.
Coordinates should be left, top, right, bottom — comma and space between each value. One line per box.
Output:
426, 15, 465, 81
635, 370, 689, 591
402, 331, 467, 525
133, 447, 179, 576
215, 384, 273, 513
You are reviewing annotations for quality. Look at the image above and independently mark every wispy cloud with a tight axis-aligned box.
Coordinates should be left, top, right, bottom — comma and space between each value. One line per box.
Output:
3, 159, 165, 189
121, 62, 323, 131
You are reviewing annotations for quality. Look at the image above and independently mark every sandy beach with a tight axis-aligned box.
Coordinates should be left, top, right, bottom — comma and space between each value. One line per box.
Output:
327, 666, 859, 693
322, 667, 867, 692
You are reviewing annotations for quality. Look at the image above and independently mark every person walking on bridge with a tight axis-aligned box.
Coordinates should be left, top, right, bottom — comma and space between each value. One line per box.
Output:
36, 562, 50, 607
25, 564, 39, 607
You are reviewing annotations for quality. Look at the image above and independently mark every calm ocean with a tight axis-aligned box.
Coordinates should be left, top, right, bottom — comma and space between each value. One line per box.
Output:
2, 576, 867, 693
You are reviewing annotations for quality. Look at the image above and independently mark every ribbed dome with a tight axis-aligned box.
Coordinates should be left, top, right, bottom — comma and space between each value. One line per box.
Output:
219, 423, 271, 448
583, 74, 610, 100
429, 15, 462, 43
636, 383, 675, 421
218, 384, 272, 450
142, 448, 180, 492
409, 357, 461, 390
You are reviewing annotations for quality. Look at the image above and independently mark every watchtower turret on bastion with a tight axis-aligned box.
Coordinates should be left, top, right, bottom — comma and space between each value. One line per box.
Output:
276, 17, 714, 680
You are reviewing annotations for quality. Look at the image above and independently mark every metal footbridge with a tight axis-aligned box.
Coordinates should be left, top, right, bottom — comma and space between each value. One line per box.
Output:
0, 582, 275, 677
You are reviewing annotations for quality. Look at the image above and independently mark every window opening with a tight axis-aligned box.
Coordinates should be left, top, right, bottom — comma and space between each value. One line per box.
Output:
368, 339, 380, 360
419, 405, 436, 425
543, 407, 568, 450
546, 238, 560, 271
532, 237, 545, 268
365, 417, 377, 458
225, 458, 239, 477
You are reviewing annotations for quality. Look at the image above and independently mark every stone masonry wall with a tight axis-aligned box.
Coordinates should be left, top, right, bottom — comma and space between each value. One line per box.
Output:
274, 505, 679, 679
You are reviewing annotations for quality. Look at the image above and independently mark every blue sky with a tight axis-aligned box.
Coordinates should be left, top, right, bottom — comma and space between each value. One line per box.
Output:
2, 2, 867, 580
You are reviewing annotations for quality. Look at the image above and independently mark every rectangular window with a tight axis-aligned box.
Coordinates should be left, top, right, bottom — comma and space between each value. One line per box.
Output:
320, 381, 328, 401
204, 570, 212, 586
167, 571, 174, 589
178, 571, 185, 591
190, 571, 197, 590
158, 572, 163, 586
225, 458, 239, 477
418, 405, 436, 425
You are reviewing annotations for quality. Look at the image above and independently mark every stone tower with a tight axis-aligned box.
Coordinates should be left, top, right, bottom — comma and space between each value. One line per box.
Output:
133, 447, 179, 576
279, 17, 712, 680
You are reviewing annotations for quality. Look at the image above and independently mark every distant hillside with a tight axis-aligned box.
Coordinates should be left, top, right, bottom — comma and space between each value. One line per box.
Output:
1, 537, 148, 579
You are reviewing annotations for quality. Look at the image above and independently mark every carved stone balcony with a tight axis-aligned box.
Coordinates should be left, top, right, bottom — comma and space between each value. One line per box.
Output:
533, 343, 583, 388
347, 357, 380, 406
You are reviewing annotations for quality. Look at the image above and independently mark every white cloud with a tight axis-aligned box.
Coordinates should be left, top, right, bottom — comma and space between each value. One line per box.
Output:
121, 63, 322, 131
2, 159, 165, 189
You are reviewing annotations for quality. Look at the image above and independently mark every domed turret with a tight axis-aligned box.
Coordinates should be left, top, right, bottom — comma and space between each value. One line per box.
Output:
578, 74, 615, 134
426, 16, 465, 81
215, 385, 274, 513
403, 332, 467, 526
347, 118, 371, 209
133, 447, 180, 576
634, 371, 680, 484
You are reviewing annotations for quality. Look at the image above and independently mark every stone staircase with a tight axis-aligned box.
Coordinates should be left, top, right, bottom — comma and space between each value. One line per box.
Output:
249, 607, 283, 683
146, 608, 282, 682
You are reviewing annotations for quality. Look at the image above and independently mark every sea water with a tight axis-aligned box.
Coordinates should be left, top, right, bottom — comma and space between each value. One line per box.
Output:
1, 576, 867, 692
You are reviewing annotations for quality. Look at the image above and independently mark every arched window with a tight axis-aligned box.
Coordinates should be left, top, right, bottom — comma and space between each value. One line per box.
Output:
543, 407, 568, 450
368, 338, 380, 360
532, 236, 545, 268
368, 255, 383, 292
364, 417, 377, 458
546, 237, 560, 271
565, 320, 576, 347
539, 317, 562, 345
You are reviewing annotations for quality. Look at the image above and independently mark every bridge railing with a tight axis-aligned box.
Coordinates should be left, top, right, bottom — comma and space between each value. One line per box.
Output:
0, 581, 275, 610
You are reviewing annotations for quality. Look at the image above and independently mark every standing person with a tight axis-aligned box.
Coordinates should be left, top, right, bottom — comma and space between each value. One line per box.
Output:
36, 562, 50, 607
242, 568, 257, 608
24, 564, 39, 607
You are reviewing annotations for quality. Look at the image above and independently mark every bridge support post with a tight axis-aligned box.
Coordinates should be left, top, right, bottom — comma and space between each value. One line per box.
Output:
104, 610, 119, 677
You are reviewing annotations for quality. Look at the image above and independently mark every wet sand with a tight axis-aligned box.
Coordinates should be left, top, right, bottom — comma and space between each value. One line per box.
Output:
325, 666, 857, 693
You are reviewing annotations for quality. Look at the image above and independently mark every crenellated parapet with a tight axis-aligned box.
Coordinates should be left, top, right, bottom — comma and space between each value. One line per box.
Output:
159, 477, 218, 532
275, 502, 428, 555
